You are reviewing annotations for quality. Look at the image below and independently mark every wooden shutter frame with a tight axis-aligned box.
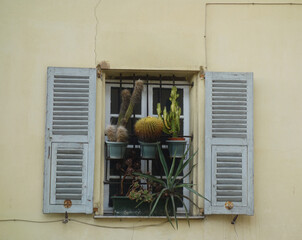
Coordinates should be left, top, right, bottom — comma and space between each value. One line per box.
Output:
43, 67, 96, 214
204, 72, 254, 215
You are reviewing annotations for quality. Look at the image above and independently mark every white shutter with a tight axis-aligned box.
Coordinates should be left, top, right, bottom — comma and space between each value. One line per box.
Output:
43, 67, 96, 214
204, 72, 253, 215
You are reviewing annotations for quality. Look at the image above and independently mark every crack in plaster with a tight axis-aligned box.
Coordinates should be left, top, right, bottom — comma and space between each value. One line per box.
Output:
94, 0, 102, 67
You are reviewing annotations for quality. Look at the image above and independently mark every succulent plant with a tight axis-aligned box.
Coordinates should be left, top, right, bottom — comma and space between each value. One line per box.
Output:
157, 86, 181, 138
117, 89, 131, 126
105, 125, 117, 142
106, 80, 144, 142
134, 116, 163, 142
134, 145, 210, 229
120, 80, 144, 127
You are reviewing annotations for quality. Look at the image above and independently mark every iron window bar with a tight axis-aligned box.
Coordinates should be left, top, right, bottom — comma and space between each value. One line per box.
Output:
104, 73, 193, 210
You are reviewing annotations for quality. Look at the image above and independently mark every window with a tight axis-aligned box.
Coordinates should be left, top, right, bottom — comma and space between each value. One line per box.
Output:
104, 74, 191, 214
43, 67, 254, 216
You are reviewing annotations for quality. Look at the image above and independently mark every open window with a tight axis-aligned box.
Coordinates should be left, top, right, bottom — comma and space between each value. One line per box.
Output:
43, 67, 254, 217
103, 73, 192, 215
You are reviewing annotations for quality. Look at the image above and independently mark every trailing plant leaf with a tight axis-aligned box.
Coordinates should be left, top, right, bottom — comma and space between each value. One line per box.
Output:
175, 195, 190, 227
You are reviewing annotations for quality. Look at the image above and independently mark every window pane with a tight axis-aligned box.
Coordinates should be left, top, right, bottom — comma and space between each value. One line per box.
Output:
153, 88, 183, 115
111, 87, 141, 115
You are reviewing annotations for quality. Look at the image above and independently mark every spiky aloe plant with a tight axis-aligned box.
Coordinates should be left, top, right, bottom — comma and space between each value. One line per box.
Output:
133, 145, 210, 229
134, 116, 163, 142
157, 86, 181, 138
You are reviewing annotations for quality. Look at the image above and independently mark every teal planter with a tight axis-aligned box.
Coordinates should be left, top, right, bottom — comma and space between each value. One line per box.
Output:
138, 141, 160, 159
106, 141, 128, 159
166, 140, 187, 158
112, 196, 173, 216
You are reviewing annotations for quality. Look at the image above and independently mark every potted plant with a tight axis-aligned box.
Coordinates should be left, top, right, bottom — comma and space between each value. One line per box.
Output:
112, 149, 172, 216
111, 153, 148, 216
105, 80, 144, 159
134, 144, 209, 229
157, 86, 186, 157
134, 116, 163, 159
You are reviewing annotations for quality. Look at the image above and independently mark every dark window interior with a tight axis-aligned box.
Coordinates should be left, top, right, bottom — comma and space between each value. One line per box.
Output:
105, 75, 191, 212
153, 88, 183, 115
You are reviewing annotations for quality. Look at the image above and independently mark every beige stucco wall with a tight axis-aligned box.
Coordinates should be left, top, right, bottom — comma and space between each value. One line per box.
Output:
0, 0, 301, 239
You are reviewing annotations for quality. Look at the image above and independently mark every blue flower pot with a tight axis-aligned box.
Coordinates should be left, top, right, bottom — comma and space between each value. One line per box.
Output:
138, 141, 160, 159
106, 141, 128, 159
166, 139, 187, 158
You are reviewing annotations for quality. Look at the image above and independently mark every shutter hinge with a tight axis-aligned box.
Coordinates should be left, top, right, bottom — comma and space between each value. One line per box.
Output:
48, 146, 51, 159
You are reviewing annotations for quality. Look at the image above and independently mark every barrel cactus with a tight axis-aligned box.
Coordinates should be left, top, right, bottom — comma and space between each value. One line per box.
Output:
134, 116, 163, 142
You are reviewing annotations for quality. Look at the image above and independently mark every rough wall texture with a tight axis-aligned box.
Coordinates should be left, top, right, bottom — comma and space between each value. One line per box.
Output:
0, 0, 301, 239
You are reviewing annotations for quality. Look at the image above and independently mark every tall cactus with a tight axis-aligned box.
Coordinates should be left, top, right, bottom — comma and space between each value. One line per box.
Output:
134, 116, 163, 142
120, 80, 144, 127
106, 80, 144, 142
157, 86, 181, 138
117, 89, 131, 126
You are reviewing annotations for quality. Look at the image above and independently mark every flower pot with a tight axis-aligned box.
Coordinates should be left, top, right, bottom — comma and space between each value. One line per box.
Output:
112, 196, 173, 216
138, 141, 160, 159
106, 141, 128, 159
166, 139, 187, 158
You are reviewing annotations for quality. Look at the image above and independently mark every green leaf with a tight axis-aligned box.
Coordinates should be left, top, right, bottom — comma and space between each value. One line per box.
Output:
133, 172, 166, 187
184, 186, 210, 202
135, 200, 145, 208
174, 147, 189, 178
157, 145, 169, 177
172, 150, 198, 185
174, 183, 195, 189
174, 164, 197, 184
174, 195, 190, 227
165, 198, 174, 229
170, 195, 178, 229
149, 188, 166, 216
168, 155, 176, 185
181, 194, 201, 209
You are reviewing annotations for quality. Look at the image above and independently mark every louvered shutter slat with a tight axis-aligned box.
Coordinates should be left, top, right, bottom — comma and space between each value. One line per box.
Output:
205, 72, 253, 215
44, 67, 96, 214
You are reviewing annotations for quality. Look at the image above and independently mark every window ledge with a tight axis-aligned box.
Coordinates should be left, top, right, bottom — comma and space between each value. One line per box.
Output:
94, 214, 205, 220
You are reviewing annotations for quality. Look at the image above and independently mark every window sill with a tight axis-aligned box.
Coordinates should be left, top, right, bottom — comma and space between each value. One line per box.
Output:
93, 214, 205, 220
